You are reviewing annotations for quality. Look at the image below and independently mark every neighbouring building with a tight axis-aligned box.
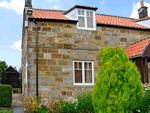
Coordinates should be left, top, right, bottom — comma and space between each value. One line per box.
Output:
1, 66, 20, 88
21, 0, 150, 102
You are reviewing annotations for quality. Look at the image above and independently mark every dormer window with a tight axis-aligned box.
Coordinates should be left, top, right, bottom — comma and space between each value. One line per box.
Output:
77, 9, 96, 30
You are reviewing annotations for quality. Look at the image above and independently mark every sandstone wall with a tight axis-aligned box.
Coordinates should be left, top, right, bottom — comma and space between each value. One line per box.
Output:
26, 21, 150, 102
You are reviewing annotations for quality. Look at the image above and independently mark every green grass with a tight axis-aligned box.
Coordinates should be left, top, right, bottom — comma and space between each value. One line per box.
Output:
0, 110, 13, 113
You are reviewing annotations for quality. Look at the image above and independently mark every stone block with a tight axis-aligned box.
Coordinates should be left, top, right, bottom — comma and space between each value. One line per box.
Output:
92, 31, 97, 34
64, 77, 73, 83
46, 72, 51, 76
51, 28, 61, 32
47, 78, 55, 82
121, 38, 127, 42
58, 49, 67, 54
52, 72, 58, 76
34, 59, 46, 65
47, 32, 57, 37
106, 28, 114, 32
75, 50, 88, 56
63, 33, 73, 38
68, 61, 73, 66
94, 36, 101, 40
127, 38, 132, 43
42, 27, 51, 31
38, 53, 44, 58
63, 24, 73, 28
59, 72, 70, 76
55, 77, 63, 82
98, 62, 102, 66
47, 59, 56, 65
112, 33, 117, 37
44, 53, 51, 59
50, 66, 62, 71
120, 29, 126, 33
32, 48, 40, 52
55, 44, 63, 49
111, 37, 120, 41
28, 36, 32, 41
67, 91, 72, 96
58, 60, 68, 65
74, 29, 82, 34
68, 38, 74, 44
48, 48, 58, 53
62, 54, 70, 59
51, 87, 61, 91
58, 38, 68, 43
104, 32, 111, 36
37, 22, 47, 26
38, 66, 49, 71
39, 86, 51, 91
71, 54, 96, 60
41, 83, 47, 86
104, 41, 109, 46
64, 44, 72, 49
83, 35, 93, 39
41, 92, 49, 97
82, 30, 91, 34
48, 22, 58, 27
96, 55, 101, 60
51, 54, 62, 59
61, 91, 66, 95
73, 33, 82, 39
62, 66, 73, 72
32, 27, 41, 31
97, 27, 102, 31
48, 37, 55, 42
47, 82, 58, 86
101, 36, 110, 41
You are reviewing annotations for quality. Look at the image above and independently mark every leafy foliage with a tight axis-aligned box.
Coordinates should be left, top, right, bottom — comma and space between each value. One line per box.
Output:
0, 85, 12, 107
77, 89, 94, 113
0, 61, 8, 81
92, 46, 143, 113
60, 97, 79, 113
135, 87, 150, 113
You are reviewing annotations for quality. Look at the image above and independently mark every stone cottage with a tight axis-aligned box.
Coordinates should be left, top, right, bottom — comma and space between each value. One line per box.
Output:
21, 0, 150, 101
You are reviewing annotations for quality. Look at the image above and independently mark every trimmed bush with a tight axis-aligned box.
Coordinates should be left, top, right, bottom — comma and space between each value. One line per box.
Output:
92, 46, 143, 113
0, 85, 12, 107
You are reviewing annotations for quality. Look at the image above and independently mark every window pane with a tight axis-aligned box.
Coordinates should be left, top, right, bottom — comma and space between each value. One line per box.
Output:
75, 62, 78, 69
85, 70, 92, 83
89, 62, 92, 69
78, 16, 85, 27
90, 11, 93, 17
81, 10, 84, 15
87, 17, 93, 28
79, 62, 82, 69
75, 70, 82, 83
85, 62, 87, 69
78, 10, 80, 15
86, 11, 89, 17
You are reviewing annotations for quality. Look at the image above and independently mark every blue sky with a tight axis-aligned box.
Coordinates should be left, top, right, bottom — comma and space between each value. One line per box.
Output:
0, 0, 150, 71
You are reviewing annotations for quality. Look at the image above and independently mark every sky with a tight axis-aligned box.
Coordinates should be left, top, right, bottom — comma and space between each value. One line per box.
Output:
0, 0, 150, 71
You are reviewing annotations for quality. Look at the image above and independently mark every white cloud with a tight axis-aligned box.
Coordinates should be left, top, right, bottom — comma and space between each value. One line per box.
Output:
54, 5, 60, 9
0, 0, 24, 14
45, 0, 53, 2
11, 40, 22, 51
130, 1, 150, 19
100, 0, 105, 5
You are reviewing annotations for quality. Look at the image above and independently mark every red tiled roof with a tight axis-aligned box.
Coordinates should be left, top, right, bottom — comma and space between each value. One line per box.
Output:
32, 9, 150, 29
95, 14, 150, 29
133, 16, 150, 22
126, 38, 150, 58
32, 9, 70, 20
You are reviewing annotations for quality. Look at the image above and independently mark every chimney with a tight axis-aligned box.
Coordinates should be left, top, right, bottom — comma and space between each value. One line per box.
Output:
140, 0, 144, 7
138, 0, 148, 19
25, 0, 32, 8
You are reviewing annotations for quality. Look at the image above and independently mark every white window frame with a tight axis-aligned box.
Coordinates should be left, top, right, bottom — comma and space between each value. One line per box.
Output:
73, 61, 94, 86
26, 62, 28, 83
76, 8, 96, 30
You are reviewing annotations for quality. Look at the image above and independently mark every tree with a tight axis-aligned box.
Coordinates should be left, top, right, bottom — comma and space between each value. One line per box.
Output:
0, 61, 8, 82
92, 46, 143, 113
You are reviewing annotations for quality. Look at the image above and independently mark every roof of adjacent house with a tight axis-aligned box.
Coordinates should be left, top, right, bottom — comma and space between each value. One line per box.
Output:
31, 8, 150, 29
126, 36, 150, 58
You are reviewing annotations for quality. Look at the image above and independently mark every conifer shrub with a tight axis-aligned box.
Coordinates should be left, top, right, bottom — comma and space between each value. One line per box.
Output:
92, 46, 143, 113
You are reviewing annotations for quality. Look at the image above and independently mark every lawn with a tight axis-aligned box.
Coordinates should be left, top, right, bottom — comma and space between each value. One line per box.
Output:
0, 110, 13, 113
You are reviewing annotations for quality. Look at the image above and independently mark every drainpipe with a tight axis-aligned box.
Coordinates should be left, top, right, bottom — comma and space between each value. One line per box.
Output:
33, 19, 39, 101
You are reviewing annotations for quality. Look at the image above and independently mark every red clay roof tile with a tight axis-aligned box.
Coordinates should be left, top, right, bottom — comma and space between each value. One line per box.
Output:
31, 9, 150, 29
126, 37, 150, 58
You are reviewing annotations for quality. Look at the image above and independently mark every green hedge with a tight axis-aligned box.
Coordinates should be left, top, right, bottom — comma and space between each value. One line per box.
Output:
0, 85, 12, 107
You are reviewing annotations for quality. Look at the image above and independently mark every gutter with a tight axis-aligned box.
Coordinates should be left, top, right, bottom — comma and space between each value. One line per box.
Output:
33, 19, 39, 101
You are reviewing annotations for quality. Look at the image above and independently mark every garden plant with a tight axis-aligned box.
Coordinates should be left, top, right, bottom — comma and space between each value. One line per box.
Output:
92, 46, 143, 113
